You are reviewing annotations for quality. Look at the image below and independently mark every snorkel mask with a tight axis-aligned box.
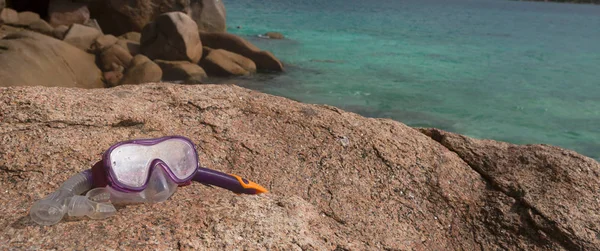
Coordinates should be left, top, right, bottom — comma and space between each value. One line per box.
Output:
29, 136, 268, 226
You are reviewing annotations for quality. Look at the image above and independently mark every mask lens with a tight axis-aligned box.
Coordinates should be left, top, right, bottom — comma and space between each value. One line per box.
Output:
158, 139, 197, 180
108, 138, 198, 188
109, 144, 153, 188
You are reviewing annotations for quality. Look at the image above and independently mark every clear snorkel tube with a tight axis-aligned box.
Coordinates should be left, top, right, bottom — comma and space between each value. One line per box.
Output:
87, 164, 179, 205
29, 166, 178, 226
29, 170, 116, 226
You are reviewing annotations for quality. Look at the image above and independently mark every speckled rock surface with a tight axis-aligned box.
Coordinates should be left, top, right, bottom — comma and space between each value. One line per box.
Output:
0, 83, 598, 250
420, 128, 600, 250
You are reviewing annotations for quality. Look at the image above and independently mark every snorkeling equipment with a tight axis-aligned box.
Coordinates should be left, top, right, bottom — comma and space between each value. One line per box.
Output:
29, 136, 268, 226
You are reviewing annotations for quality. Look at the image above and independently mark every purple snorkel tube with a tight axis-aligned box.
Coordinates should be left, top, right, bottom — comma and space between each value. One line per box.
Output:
194, 167, 267, 194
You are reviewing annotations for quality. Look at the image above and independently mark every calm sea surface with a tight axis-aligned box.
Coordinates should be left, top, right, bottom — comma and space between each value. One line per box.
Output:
223, 0, 600, 160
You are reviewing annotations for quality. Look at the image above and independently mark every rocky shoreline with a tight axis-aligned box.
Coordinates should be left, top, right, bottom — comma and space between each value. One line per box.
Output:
0, 1, 283, 89
1, 1, 599, 250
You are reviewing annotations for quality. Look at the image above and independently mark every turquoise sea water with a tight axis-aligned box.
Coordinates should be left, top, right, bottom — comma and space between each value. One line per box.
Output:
223, 0, 600, 160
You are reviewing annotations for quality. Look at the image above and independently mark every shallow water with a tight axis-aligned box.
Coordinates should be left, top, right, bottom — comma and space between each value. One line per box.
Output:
224, 0, 600, 160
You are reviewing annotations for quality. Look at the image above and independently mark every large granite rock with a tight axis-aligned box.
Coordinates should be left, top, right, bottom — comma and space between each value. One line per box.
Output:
0, 83, 597, 250
140, 12, 203, 64
88, 0, 226, 35
200, 32, 284, 72
0, 31, 103, 88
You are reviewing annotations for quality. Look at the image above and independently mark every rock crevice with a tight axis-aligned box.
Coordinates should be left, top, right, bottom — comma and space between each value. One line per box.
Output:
420, 128, 600, 250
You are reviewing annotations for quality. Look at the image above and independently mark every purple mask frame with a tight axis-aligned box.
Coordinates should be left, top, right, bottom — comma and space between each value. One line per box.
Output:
101, 136, 199, 192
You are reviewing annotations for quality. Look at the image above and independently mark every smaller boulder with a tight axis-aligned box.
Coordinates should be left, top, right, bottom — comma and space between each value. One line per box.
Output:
100, 44, 133, 71
83, 19, 102, 33
200, 46, 212, 60
116, 38, 140, 56
63, 23, 102, 51
199, 49, 256, 77
0, 8, 18, 25
130, 54, 149, 66
0, 24, 21, 39
103, 70, 123, 87
263, 32, 284, 39
92, 34, 118, 52
140, 12, 203, 63
16, 11, 40, 27
155, 60, 207, 82
118, 32, 141, 43
119, 55, 162, 86
48, 0, 90, 27
52, 25, 69, 39
28, 19, 54, 36
200, 32, 284, 72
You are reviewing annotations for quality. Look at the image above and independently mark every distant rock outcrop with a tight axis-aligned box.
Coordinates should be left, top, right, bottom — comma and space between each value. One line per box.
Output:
194, 0, 227, 32
0, 83, 597, 250
87, 0, 226, 36
48, 0, 90, 27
